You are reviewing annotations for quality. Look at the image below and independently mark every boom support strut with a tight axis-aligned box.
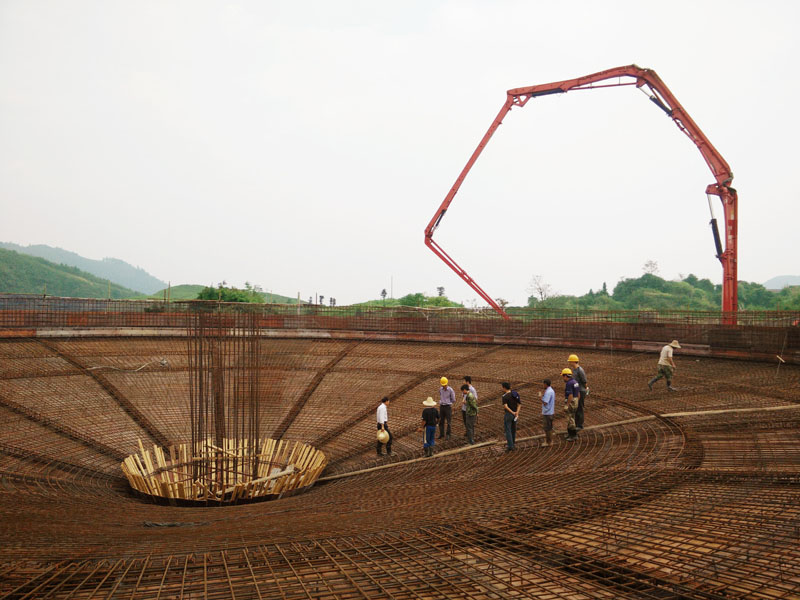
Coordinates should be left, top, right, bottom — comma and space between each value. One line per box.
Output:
424, 65, 738, 320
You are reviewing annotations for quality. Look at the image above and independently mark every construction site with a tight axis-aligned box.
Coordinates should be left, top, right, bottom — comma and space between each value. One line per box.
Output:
1, 60, 799, 598
0, 298, 798, 599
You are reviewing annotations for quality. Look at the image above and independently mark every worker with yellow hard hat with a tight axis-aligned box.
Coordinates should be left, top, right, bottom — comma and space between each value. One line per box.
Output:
567, 353, 588, 430
561, 368, 580, 442
437, 376, 455, 440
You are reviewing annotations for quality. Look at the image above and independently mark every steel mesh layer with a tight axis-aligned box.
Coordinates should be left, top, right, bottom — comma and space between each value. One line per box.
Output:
0, 334, 798, 599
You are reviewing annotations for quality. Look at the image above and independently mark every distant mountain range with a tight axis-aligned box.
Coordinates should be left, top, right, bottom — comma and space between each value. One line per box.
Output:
0, 247, 140, 298
764, 275, 800, 290
0, 242, 166, 294
0, 245, 301, 303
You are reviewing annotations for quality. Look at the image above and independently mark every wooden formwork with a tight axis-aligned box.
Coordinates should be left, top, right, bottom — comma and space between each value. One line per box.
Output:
122, 437, 327, 505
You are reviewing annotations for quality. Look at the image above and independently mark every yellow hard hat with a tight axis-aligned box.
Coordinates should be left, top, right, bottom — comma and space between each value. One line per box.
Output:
568, 354, 579, 362
561, 368, 573, 376
377, 429, 390, 443
440, 377, 448, 386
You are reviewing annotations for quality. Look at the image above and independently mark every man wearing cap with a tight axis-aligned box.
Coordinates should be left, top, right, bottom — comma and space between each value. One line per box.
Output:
648, 340, 681, 391
562, 368, 580, 442
460, 383, 478, 445
420, 397, 440, 457
568, 354, 588, 430
376, 396, 392, 456
438, 377, 455, 439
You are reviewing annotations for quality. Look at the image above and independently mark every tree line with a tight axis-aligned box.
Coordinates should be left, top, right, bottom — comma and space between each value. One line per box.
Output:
527, 273, 800, 311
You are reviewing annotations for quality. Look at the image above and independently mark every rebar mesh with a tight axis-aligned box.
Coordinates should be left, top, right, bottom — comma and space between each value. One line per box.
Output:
0, 306, 798, 598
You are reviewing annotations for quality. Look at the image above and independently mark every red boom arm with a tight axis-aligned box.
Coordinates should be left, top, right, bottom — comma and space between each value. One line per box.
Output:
425, 65, 738, 320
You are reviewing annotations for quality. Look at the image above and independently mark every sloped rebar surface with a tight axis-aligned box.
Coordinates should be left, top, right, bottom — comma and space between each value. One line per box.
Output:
0, 334, 798, 599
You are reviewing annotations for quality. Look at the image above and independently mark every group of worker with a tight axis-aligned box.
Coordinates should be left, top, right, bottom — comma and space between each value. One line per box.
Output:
374, 353, 589, 456
375, 341, 681, 457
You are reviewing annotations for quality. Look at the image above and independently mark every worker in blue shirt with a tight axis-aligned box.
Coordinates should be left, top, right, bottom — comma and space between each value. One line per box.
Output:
539, 379, 555, 447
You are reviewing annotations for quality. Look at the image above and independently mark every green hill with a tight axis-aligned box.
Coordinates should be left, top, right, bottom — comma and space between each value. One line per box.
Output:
259, 291, 302, 304
0, 242, 166, 294
144, 284, 303, 303
355, 293, 463, 308
143, 284, 206, 301
0, 248, 139, 299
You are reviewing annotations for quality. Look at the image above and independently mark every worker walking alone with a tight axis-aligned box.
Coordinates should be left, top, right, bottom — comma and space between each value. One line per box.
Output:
419, 397, 439, 457
438, 377, 455, 439
648, 340, 680, 391
376, 396, 392, 456
562, 368, 580, 442
568, 354, 588, 430
460, 383, 478, 445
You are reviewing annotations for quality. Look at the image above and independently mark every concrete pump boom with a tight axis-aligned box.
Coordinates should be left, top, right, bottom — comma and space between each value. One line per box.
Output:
425, 65, 738, 320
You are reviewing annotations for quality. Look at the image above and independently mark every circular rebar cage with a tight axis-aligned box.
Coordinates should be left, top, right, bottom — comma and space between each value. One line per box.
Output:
122, 438, 326, 505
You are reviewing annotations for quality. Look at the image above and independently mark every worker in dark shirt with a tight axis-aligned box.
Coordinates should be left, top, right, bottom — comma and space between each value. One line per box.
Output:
419, 397, 440, 457
562, 368, 580, 442
501, 382, 521, 451
568, 354, 588, 430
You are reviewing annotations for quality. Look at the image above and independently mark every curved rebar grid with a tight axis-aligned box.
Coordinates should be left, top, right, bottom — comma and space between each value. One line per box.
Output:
0, 332, 798, 598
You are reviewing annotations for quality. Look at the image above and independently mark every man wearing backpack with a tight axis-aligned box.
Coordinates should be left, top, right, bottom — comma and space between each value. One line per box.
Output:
501, 382, 521, 452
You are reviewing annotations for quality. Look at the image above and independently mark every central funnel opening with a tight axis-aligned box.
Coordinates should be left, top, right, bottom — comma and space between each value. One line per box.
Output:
123, 438, 326, 505
121, 309, 326, 505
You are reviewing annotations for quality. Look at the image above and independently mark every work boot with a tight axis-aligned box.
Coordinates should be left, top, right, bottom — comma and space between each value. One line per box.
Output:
648, 378, 657, 391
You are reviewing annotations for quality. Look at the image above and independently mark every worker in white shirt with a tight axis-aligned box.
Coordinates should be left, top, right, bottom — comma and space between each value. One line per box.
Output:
376, 396, 392, 456
648, 340, 680, 391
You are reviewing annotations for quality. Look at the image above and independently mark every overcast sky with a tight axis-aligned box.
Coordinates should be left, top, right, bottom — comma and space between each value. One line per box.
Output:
1, 1, 798, 305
